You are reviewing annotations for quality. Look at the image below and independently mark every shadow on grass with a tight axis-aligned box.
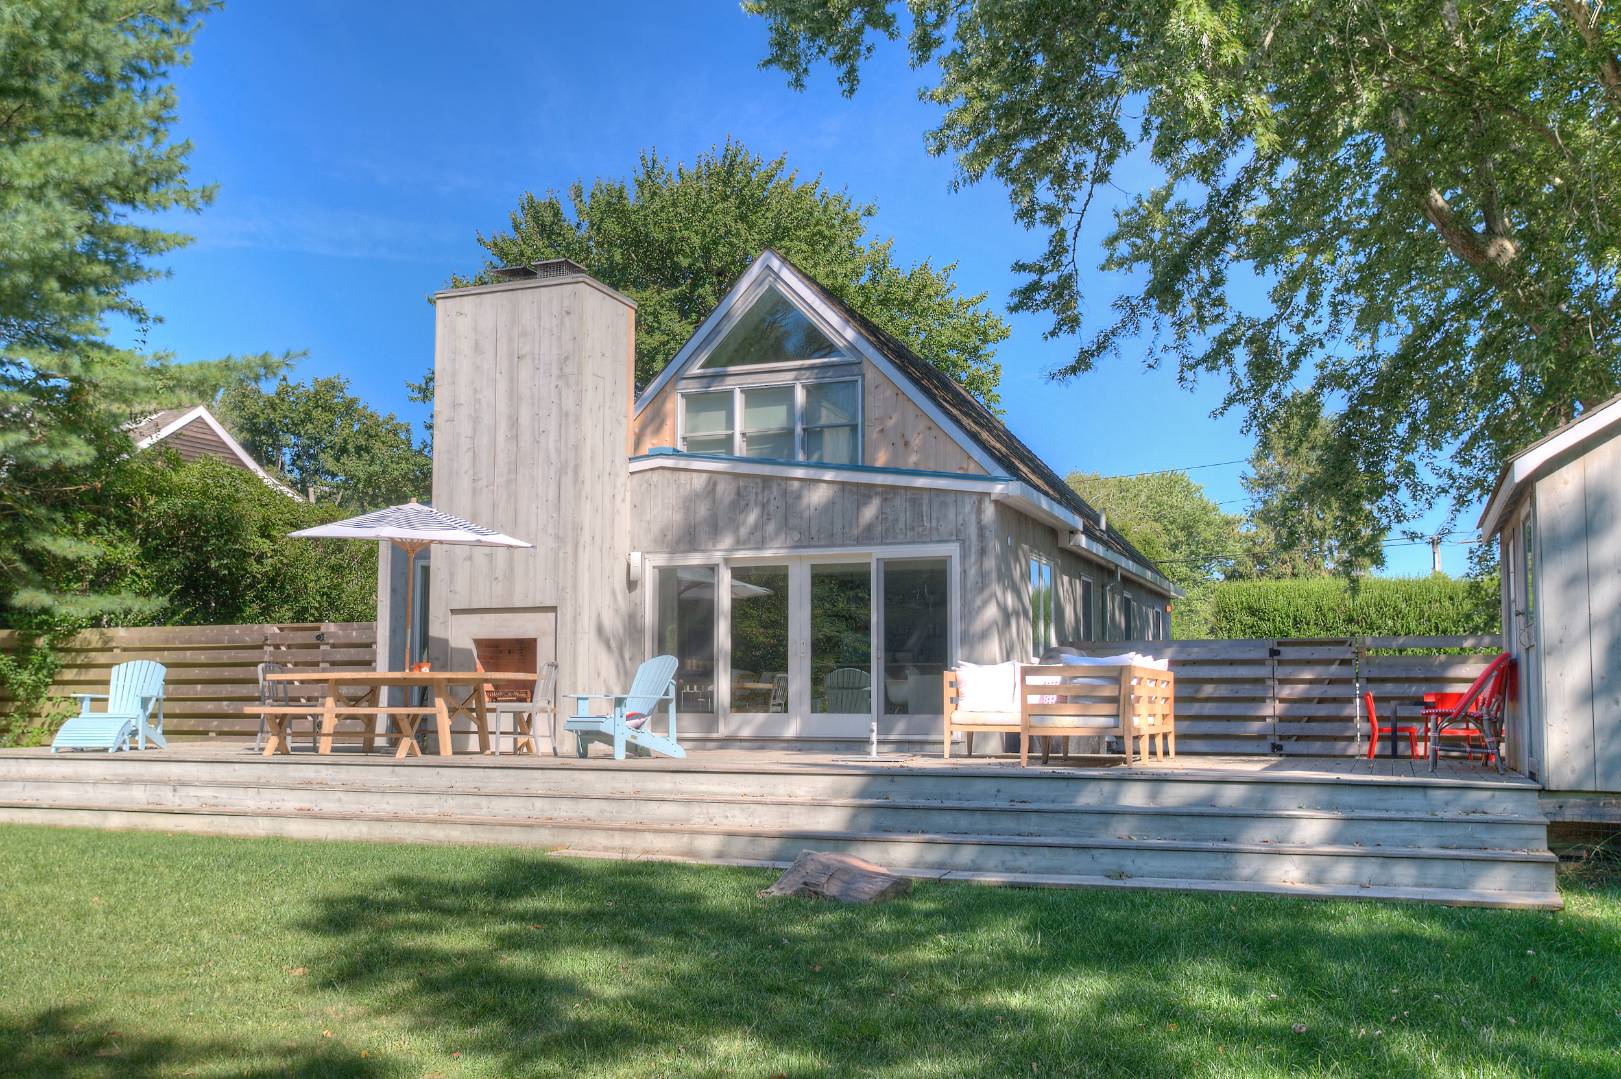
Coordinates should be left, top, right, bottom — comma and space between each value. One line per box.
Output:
296, 853, 1621, 1076
0, 1004, 380, 1079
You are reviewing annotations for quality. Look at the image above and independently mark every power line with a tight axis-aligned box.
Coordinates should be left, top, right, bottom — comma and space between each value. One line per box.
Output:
1095, 457, 1250, 480
1146, 531, 1479, 566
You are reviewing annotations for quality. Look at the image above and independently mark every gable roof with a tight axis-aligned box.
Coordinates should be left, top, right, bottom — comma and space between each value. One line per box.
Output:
130, 404, 302, 500
636, 249, 1161, 575
1478, 391, 1621, 537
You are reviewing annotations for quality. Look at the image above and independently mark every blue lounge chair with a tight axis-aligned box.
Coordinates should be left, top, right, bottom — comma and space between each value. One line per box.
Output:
51, 660, 167, 753
563, 655, 683, 760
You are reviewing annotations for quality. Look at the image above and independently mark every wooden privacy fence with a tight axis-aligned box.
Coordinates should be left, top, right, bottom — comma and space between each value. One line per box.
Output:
0, 622, 376, 740
1059, 636, 1504, 756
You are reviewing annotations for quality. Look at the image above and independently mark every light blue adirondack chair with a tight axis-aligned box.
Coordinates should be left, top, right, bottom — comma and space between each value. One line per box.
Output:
51, 660, 167, 753
563, 655, 684, 760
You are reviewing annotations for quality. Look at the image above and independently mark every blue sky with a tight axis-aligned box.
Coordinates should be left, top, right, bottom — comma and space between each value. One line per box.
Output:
127, 0, 1467, 575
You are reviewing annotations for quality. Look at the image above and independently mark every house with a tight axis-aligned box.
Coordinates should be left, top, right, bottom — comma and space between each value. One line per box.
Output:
385, 251, 1177, 750
130, 403, 301, 499
1479, 392, 1621, 801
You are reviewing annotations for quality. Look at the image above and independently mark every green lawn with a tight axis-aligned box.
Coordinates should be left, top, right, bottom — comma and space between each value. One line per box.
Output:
0, 826, 1616, 1078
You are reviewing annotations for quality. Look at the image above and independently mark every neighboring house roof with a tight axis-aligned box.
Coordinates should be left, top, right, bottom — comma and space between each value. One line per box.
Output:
1478, 391, 1621, 537
130, 404, 302, 500
634, 249, 1166, 582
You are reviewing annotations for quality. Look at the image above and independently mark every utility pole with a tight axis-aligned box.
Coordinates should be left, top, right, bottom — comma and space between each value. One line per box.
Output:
1430, 534, 1443, 575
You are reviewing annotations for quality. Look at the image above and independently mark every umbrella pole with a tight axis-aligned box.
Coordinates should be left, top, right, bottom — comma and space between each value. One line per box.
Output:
399, 540, 424, 668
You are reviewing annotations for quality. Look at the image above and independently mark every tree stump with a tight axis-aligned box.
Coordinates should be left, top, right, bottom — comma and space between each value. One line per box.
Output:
759, 850, 912, 903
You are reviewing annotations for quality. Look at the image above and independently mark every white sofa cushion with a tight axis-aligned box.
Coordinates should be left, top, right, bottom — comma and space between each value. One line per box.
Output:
953, 661, 1019, 714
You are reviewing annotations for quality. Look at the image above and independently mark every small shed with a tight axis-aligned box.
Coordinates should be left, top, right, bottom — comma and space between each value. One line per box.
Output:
1478, 393, 1621, 795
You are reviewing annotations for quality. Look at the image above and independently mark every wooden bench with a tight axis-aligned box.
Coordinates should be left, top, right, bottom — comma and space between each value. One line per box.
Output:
247, 705, 440, 758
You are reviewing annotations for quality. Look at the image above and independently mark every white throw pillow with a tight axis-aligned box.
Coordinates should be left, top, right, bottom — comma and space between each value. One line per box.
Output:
1057, 653, 1134, 667
954, 661, 1019, 713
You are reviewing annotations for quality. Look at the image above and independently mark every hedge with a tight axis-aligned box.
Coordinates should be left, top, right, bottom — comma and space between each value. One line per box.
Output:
1185, 575, 1500, 640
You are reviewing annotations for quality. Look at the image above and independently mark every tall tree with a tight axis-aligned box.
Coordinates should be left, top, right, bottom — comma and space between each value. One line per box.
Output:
217, 375, 431, 508
1067, 470, 1250, 592
1242, 398, 1390, 577
748, 1, 1621, 528
0, 0, 282, 624
459, 139, 1010, 402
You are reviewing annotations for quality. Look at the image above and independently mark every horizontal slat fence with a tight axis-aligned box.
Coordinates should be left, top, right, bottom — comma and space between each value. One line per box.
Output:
0, 622, 375, 740
1057, 636, 1503, 757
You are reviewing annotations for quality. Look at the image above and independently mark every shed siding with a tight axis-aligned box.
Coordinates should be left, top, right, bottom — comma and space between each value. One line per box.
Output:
1586, 437, 1621, 790
1533, 431, 1621, 792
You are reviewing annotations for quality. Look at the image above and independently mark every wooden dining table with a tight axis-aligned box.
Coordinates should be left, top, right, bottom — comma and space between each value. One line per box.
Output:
258, 670, 533, 758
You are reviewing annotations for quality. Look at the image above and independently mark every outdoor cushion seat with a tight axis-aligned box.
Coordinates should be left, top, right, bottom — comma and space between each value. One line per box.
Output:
948, 710, 1021, 726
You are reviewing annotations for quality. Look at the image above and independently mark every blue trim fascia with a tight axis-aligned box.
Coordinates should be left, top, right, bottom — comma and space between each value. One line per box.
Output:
633, 448, 1015, 485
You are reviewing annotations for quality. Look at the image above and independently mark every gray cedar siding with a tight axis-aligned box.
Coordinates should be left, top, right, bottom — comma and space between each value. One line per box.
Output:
1532, 432, 1621, 792
626, 469, 1169, 675
426, 274, 637, 698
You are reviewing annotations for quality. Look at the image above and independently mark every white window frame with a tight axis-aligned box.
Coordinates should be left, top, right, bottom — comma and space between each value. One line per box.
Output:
1029, 555, 1055, 656
677, 376, 862, 464
1078, 574, 1096, 641
640, 542, 959, 738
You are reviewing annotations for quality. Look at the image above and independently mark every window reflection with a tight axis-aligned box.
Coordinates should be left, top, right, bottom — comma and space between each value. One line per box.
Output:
881, 558, 949, 716
655, 566, 716, 713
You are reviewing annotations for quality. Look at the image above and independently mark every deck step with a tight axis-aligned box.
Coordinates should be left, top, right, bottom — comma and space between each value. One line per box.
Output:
0, 776, 1553, 850
0, 750, 1559, 909
0, 754, 1541, 814
0, 798, 1560, 902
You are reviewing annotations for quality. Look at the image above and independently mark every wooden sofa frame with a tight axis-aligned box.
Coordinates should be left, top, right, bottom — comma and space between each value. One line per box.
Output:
943, 664, 1176, 766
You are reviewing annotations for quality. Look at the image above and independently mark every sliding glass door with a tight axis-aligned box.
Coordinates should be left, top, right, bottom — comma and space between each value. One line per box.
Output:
650, 549, 953, 742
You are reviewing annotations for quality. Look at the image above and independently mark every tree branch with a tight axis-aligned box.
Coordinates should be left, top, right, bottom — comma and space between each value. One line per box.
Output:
1552, 0, 1621, 112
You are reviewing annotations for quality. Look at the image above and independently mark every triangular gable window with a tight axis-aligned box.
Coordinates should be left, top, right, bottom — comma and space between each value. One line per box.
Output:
698, 283, 845, 369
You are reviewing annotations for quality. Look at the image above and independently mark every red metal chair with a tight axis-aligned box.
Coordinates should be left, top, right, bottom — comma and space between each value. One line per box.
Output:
1363, 692, 1422, 759
1424, 652, 1514, 774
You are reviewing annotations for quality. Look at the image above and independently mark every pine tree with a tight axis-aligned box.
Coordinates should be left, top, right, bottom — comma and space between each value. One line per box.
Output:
0, 0, 283, 624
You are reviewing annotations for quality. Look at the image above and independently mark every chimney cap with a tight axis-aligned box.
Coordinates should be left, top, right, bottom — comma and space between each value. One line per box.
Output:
491, 258, 590, 281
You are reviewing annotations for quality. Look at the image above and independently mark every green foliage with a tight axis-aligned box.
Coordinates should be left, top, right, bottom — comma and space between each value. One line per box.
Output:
1243, 397, 1391, 576
217, 374, 430, 508
1067, 470, 1251, 591
1187, 576, 1501, 640
0, 455, 374, 744
0, 0, 286, 623
461, 139, 1010, 403
748, 1, 1621, 528
103, 455, 377, 626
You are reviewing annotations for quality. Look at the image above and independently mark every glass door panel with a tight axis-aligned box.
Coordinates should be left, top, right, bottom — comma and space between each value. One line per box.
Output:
726, 563, 793, 736
654, 566, 716, 716
805, 561, 873, 737
879, 558, 949, 735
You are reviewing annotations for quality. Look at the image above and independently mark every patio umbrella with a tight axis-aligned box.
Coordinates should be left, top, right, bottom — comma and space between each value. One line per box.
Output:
289, 501, 532, 665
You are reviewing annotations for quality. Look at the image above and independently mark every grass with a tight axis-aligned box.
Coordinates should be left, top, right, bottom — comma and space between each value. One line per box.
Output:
1, 826, 1617, 1078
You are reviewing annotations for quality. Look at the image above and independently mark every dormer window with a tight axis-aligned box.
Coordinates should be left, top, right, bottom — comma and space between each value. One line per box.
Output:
679, 378, 861, 465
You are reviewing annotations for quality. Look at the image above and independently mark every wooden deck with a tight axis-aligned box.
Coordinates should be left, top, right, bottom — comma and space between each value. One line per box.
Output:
0, 744, 1557, 910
